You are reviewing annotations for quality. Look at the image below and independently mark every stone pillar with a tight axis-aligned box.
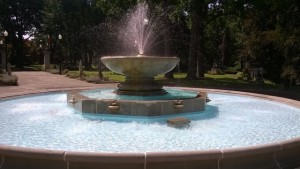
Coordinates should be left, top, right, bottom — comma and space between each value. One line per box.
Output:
43, 49, 51, 71
1, 49, 6, 72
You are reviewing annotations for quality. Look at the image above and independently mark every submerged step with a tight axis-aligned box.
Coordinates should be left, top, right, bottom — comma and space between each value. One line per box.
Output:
167, 117, 190, 128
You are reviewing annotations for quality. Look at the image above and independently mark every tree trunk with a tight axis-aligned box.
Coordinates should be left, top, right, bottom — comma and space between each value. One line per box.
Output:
163, 1, 174, 79
164, 18, 174, 79
196, 13, 205, 78
186, 30, 197, 79
98, 61, 103, 79
186, 0, 205, 79
15, 34, 25, 69
11, 31, 25, 69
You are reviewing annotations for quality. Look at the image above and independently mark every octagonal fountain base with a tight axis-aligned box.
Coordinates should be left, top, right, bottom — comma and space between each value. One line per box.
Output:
67, 90, 207, 116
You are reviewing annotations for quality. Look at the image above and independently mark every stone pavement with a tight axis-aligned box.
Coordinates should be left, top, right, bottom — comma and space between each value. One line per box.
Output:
0, 71, 116, 98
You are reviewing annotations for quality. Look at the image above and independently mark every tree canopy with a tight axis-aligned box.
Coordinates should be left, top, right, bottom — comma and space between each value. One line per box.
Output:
0, 0, 299, 86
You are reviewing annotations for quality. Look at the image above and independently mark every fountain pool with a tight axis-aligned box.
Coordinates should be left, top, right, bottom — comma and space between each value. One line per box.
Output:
0, 89, 300, 152
0, 88, 299, 169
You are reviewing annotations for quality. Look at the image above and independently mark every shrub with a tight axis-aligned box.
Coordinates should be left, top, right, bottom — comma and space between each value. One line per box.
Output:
50, 64, 56, 69
85, 76, 109, 83
223, 68, 238, 74
48, 69, 60, 74
66, 71, 79, 78
210, 68, 225, 75
1, 74, 18, 85
62, 69, 69, 75
236, 72, 244, 80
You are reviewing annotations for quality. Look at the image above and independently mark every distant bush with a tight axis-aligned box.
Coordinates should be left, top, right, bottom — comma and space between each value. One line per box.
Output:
210, 68, 225, 75
236, 72, 245, 80
85, 76, 109, 83
62, 69, 69, 75
66, 71, 79, 78
64, 66, 77, 71
223, 68, 238, 74
50, 64, 56, 69
85, 76, 99, 83
1, 74, 18, 85
47, 69, 60, 74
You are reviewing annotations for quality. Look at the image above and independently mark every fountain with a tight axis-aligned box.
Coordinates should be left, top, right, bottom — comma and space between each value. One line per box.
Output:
101, 2, 179, 96
0, 2, 300, 169
67, 2, 207, 117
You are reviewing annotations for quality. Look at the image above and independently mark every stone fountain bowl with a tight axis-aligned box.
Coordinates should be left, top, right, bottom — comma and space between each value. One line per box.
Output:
101, 56, 179, 77
101, 55, 179, 95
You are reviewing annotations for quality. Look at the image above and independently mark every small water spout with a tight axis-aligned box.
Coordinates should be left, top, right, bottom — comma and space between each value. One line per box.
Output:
143, 18, 149, 25
174, 100, 184, 110
68, 95, 76, 104
206, 97, 211, 103
108, 100, 120, 112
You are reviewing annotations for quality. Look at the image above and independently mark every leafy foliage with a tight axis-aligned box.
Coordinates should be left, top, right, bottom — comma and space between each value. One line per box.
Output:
0, 0, 44, 68
0, 0, 299, 86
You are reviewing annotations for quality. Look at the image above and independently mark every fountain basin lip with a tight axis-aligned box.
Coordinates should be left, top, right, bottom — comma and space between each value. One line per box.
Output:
101, 55, 180, 80
101, 55, 180, 60
0, 135, 300, 168
0, 87, 299, 168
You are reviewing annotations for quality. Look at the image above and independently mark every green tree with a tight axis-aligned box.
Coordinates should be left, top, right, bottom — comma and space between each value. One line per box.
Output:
0, 0, 44, 68
235, 0, 300, 84
41, 0, 64, 66
205, 0, 241, 70
186, 0, 208, 79
42, 0, 108, 70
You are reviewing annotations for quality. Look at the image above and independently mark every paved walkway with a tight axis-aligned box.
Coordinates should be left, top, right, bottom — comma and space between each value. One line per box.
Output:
0, 71, 115, 98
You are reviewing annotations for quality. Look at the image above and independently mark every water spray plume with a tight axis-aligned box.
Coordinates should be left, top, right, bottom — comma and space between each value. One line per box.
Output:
120, 2, 170, 56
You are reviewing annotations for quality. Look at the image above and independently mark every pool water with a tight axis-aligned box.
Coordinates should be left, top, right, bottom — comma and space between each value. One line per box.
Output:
80, 88, 198, 100
0, 92, 299, 152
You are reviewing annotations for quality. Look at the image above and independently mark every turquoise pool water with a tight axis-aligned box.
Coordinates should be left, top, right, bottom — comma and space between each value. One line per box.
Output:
80, 88, 198, 100
0, 91, 299, 152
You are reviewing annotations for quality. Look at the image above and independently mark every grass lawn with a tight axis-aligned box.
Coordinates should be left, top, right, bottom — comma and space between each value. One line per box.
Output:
157, 73, 277, 88
67, 70, 277, 88
64, 70, 299, 100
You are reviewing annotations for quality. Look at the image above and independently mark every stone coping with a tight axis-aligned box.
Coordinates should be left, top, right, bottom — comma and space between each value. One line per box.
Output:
0, 86, 299, 169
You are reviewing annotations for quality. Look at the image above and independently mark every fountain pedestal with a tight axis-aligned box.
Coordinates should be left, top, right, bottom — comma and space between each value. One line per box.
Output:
117, 77, 166, 95
101, 56, 179, 96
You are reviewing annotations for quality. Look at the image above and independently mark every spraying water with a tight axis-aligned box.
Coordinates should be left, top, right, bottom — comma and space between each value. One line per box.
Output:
121, 2, 169, 55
